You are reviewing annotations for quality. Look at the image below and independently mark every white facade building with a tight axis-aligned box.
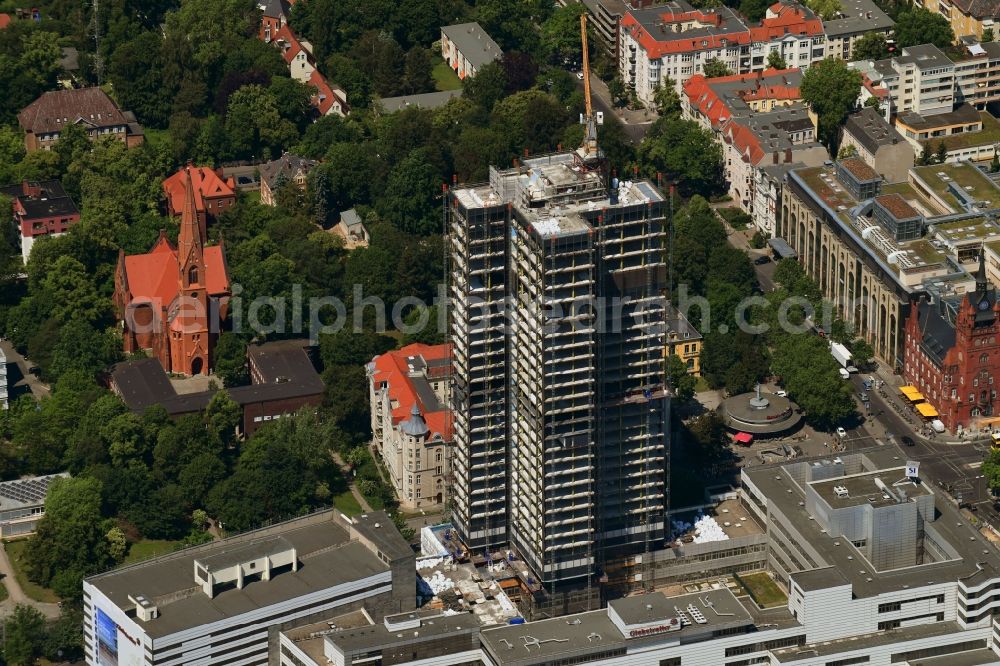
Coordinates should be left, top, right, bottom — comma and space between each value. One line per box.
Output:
279, 448, 1000, 666
619, 0, 828, 106
440, 23, 502, 80
83, 511, 414, 666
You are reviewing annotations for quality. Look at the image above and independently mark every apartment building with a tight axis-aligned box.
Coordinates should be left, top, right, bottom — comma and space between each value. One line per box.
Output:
780, 158, 1000, 369
580, 0, 629, 58
17, 87, 144, 152
83, 511, 415, 666
841, 107, 914, 183
619, 0, 835, 105
620, 2, 752, 103
282, 449, 1000, 666
367, 343, 453, 511
259, 152, 316, 207
664, 305, 702, 374
683, 67, 804, 131
854, 44, 957, 118
855, 41, 1000, 115
850, 42, 1000, 163
823, 0, 894, 60
258, 2, 348, 116
921, 0, 998, 40
952, 41, 1000, 109
753, 162, 801, 237
449, 152, 669, 600
682, 68, 824, 231
0, 179, 80, 263
721, 105, 827, 215
440, 23, 503, 79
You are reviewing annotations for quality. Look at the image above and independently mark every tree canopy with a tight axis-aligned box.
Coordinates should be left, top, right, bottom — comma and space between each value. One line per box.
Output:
801, 58, 863, 151
895, 7, 955, 49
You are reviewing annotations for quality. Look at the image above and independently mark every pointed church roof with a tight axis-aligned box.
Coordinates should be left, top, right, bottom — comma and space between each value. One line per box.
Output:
968, 247, 997, 325
177, 166, 204, 267
121, 171, 228, 306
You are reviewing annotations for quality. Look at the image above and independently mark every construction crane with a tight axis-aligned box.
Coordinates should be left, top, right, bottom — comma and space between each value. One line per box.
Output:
576, 14, 604, 169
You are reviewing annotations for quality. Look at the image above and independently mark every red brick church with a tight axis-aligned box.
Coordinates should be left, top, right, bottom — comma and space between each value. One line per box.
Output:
114, 168, 230, 376
904, 251, 1000, 432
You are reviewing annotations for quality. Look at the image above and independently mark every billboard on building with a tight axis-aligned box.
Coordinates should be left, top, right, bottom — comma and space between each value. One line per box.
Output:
96, 606, 143, 666
96, 607, 118, 666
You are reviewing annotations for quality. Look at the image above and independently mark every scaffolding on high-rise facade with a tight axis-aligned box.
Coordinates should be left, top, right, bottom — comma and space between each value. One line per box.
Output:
448, 152, 670, 614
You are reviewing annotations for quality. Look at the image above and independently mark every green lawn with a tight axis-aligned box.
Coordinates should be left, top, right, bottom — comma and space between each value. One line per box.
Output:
5, 540, 60, 604
738, 571, 787, 607
354, 455, 390, 511
334, 489, 363, 516
694, 375, 711, 393
432, 58, 462, 91
123, 539, 183, 565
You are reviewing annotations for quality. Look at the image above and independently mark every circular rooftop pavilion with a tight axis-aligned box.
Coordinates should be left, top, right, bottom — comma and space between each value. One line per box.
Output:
722, 385, 803, 436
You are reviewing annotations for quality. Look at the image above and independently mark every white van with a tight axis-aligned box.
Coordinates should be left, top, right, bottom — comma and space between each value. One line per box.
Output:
838, 368, 850, 380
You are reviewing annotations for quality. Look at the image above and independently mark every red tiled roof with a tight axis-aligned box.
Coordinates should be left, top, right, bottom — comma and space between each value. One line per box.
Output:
273, 25, 304, 65
0, 14, 11, 29
309, 70, 340, 115
621, 10, 750, 59
749, 3, 823, 41
622, 2, 819, 61
370, 343, 454, 441
683, 68, 801, 129
723, 120, 765, 165
162, 166, 235, 216
861, 74, 889, 99
123, 242, 228, 305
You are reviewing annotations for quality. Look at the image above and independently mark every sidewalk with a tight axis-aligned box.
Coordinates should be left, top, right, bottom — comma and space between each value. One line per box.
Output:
864, 359, 986, 445
0, 543, 60, 619
332, 452, 373, 514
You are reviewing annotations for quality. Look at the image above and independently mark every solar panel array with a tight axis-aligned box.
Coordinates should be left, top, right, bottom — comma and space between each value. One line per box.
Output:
0, 475, 58, 506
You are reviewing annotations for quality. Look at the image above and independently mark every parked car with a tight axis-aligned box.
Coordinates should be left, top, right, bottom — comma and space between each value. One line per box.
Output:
901, 436, 915, 447
836, 427, 847, 438
774, 390, 788, 398
754, 255, 771, 265
576, 71, 585, 80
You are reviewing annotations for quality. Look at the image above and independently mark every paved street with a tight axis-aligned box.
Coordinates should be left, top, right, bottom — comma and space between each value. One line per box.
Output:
722, 209, 997, 521
0, 339, 50, 400
577, 73, 657, 144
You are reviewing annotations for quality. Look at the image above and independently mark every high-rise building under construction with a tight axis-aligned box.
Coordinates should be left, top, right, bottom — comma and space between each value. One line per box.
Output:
448, 152, 670, 595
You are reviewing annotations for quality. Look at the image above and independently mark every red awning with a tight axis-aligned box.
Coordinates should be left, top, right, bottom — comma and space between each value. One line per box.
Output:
734, 432, 753, 444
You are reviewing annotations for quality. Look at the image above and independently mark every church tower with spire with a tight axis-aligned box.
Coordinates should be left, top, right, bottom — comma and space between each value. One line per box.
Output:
169, 167, 212, 376
114, 166, 230, 376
